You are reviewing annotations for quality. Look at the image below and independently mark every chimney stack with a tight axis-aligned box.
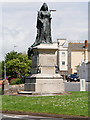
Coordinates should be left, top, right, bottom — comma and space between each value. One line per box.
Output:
84, 40, 88, 62
85, 40, 87, 48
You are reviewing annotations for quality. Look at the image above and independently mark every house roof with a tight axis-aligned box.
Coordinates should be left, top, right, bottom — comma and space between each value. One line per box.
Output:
68, 43, 90, 51
68, 43, 84, 51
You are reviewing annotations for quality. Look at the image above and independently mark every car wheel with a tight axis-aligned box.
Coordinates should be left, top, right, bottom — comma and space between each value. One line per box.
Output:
67, 79, 69, 82
70, 80, 72, 82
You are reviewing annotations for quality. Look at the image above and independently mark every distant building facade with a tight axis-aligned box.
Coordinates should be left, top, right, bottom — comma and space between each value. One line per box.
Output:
53, 39, 90, 80
68, 40, 89, 74
77, 41, 90, 81
57, 39, 68, 79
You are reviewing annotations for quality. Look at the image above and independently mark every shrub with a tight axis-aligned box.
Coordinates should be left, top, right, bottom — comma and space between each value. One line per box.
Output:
10, 78, 25, 85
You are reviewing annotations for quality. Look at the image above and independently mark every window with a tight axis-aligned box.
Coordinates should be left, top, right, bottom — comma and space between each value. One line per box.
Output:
62, 61, 65, 65
62, 52, 65, 56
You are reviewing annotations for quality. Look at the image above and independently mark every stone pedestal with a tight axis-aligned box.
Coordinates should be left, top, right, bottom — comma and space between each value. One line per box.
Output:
24, 43, 64, 94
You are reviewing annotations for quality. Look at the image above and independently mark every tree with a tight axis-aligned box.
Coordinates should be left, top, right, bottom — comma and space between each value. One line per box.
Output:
5, 51, 22, 62
5, 51, 32, 78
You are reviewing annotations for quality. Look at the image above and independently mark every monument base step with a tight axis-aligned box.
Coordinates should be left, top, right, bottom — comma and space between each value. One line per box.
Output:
24, 78, 64, 93
18, 91, 34, 94
18, 90, 66, 96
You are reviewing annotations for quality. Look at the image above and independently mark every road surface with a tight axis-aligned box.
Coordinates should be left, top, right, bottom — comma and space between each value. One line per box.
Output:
1, 113, 78, 120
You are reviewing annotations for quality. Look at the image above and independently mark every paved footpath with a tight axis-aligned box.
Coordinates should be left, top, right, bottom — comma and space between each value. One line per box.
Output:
1, 113, 89, 120
1, 114, 73, 120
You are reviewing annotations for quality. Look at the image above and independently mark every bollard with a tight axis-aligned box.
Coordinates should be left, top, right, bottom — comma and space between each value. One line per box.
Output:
80, 79, 86, 91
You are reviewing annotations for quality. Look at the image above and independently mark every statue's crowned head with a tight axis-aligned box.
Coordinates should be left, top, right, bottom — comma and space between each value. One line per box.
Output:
40, 3, 48, 11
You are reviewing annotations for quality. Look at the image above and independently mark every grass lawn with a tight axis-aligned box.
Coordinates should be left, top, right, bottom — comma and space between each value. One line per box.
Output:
1, 91, 88, 117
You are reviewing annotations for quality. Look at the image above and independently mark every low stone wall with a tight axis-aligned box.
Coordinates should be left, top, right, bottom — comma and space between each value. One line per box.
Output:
9, 84, 24, 91
2, 81, 24, 95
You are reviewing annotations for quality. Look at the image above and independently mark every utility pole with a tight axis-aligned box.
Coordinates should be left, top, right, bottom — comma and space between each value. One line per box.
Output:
50, 9, 56, 12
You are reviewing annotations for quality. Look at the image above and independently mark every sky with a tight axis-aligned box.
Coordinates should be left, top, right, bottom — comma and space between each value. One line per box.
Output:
0, 1, 88, 60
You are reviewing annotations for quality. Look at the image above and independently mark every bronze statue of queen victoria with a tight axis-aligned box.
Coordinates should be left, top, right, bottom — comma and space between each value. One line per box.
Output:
28, 3, 52, 56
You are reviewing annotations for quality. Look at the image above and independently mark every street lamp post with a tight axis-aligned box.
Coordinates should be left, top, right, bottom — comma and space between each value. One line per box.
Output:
4, 60, 6, 80
4, 52, 7, 80
4, 45, 17, 80
50, 9, 56, 12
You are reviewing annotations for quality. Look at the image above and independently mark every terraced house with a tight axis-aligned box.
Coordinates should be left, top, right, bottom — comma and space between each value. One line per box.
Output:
68, 40, 89, 75
53, 39, 89, 80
